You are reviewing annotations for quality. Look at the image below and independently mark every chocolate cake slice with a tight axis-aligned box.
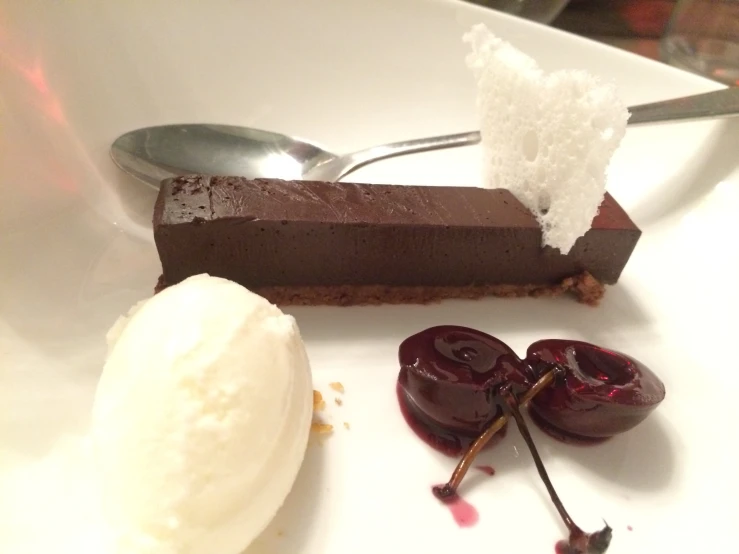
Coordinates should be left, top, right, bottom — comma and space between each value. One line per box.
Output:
153, 176, 641, 306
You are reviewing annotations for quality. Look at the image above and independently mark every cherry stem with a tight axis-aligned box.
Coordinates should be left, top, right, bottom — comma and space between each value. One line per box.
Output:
501, 388, 612, 554
433, 366, 561, 499
500, 387, 580, 535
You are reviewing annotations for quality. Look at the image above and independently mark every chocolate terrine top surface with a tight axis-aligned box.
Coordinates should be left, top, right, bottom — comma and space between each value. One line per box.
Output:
155, 175, 637, 231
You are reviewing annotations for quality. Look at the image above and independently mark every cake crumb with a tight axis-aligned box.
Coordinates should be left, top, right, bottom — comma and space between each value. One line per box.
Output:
329, 382, 345, 393
311, 422, 334, 434
334, 397, 343, 406
343, 422, 350, 430
311, 390, 333, 437
313, 390, 326, 412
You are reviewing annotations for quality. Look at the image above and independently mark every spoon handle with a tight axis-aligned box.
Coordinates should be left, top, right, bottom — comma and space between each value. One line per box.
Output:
315, 131, 481, 180
327, 86, 738, 181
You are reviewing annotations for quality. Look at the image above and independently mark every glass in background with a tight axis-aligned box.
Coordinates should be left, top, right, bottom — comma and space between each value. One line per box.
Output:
661, 0, 739, 85
464, 0, 571, 24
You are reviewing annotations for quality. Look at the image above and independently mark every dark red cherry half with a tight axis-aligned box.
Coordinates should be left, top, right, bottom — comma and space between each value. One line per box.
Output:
526, 340, 666, 442
398, 326, 532, 454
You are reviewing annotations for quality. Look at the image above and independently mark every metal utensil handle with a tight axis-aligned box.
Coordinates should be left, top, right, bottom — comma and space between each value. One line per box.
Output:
339, 88, 739, 175
627, 86, 739, 125
327, 132, 481, 181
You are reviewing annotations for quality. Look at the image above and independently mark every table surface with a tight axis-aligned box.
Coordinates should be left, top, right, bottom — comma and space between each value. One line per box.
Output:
552, 0, 677, 60
553, 0, 673, 61
590, 36, 661, 60
464, 1, 670, 61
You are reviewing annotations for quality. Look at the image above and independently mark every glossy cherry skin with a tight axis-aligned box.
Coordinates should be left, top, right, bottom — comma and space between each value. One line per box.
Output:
526, 340, 666, 441
398, 326, 532, 447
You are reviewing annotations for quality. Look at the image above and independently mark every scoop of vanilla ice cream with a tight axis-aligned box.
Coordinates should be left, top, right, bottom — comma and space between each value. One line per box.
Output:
91, 274, 313, 554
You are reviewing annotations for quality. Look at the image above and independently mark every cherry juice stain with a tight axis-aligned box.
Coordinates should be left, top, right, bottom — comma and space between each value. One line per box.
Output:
434, 486, 479, 528
475, 465, 496, 476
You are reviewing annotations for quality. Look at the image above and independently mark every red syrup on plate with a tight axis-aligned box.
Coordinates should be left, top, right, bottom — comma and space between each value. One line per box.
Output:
434, 487, 479, 527
475, 465, 495, 476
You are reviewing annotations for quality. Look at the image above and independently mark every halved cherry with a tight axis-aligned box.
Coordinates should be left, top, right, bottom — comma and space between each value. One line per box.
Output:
397, 325, 532, 455
526, 340, 666, 442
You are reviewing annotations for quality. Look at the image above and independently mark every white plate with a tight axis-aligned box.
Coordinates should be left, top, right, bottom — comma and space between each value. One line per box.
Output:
2, 1, 738, 553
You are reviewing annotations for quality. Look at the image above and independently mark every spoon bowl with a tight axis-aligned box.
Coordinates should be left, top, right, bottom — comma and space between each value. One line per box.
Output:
111, 87, 739, 188
111, 125, 332, 188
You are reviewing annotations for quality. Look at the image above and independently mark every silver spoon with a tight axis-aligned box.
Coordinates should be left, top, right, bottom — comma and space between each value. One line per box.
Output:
111, 87, 739, 189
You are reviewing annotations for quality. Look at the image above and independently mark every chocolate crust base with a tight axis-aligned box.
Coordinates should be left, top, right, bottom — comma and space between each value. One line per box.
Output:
155, 271, 605, 307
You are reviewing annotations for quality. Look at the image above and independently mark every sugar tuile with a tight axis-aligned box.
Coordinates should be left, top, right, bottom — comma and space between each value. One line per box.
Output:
463, 23, 629, 254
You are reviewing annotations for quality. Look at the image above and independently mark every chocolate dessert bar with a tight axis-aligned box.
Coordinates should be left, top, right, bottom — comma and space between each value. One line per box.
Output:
153, 176, 641, 306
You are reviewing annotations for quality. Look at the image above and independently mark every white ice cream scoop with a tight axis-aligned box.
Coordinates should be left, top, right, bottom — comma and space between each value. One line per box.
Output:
92, 274, 313, 554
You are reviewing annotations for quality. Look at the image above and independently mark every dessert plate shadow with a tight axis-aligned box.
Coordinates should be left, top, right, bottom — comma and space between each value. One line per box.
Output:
288, 283, 650, 348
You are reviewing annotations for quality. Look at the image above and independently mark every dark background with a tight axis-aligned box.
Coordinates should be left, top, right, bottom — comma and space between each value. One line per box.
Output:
557, 0, 675, 37
555, 0, 678, 59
